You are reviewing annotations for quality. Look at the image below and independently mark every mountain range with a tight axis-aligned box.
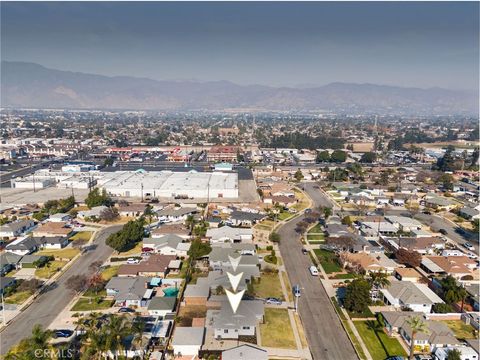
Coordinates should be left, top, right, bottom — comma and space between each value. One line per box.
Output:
1, 61, 478, 115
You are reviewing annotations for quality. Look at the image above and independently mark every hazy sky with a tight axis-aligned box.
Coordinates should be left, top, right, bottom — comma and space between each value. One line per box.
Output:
1, 2, 478, 90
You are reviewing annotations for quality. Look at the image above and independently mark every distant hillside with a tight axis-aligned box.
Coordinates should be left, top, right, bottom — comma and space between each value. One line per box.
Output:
1, 61, 477, 115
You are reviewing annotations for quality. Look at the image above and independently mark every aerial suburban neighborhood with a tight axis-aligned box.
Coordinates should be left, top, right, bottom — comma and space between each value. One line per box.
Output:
1, 1, 479, 360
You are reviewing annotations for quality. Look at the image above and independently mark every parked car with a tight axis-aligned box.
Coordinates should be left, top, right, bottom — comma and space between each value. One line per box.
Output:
439, 229, 448, 235
54, 329, 74, 338
293, 285, 301, 297
118, 307, 136, 313
302, 248, 308, 255
265, 297, 282, 305
126, 258, 140, 264
309, 265, 319, 276
463, 242, 475, 251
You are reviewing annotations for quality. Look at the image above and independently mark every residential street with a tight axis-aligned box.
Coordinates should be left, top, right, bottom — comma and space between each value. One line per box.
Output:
277, 182, 358, 360
0, 225, 123, 355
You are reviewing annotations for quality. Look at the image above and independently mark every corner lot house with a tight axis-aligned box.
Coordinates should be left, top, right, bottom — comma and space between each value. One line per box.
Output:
380, 281, 444, 313
171, 327, 205, 357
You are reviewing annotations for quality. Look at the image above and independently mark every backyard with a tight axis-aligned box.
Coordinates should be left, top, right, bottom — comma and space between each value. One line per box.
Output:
441, 320, 478, 340
252, 272, 285, 300
313, 249, 342, 273
354, 320, 407, 360
260, 308, 296, 349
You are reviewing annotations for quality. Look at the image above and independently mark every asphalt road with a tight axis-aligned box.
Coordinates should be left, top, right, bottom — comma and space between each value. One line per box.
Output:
0, 225, 123, 354
277, 182, 357, 360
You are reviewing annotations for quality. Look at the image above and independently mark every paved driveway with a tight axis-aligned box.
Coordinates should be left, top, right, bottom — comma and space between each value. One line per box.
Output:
0, 225, 123, 355
277, 182, 357, 360
13, 268, 36, 279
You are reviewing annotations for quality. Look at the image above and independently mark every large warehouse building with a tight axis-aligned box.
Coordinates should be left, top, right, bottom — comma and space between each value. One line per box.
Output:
99, 170, 238, 199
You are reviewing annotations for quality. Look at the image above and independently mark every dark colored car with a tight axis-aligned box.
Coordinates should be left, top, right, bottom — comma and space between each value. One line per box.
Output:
439, 229, 448, 235
118, 307, 136, 313
302, 248, 308, 255
54, 329, 74, 338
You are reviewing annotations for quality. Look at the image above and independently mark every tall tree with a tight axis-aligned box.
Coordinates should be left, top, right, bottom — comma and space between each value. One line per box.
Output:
344, 279, 372, 313
405, 316, 429, 360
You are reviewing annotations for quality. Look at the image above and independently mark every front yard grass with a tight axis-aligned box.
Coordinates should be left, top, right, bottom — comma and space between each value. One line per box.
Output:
260, 308, 296, 349
313, 249, 342, 273
354, 320, 407, 360
100, 265, 120, 281
70, 231, 93, 242
5, 290, 33, 305
441, 320, 478, 340
118, 242, 143, 256
35, 260, 68, 279
307, 234, 325, 241
308, 223, 323, 234
37, 248, 80, 260
71, 297, 114, 311
252, 272, 285, 300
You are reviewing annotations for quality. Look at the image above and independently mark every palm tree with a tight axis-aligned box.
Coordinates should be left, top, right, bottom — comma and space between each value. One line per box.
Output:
105, 315, 130, 359
406, 315, 429, 360
131, 318, 146, 359
367, 271, 391, 289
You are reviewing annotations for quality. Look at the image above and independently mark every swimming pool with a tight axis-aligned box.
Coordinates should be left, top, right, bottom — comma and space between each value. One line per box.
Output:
163, 287, 179, 297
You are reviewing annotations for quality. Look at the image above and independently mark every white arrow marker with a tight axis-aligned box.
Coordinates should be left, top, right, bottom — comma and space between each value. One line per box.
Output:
227, 272, 244, 292
228, 255, 242, 272
226, 289, 245, 314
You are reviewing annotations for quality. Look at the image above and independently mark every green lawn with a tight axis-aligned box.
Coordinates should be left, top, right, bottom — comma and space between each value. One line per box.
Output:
35, 260, 68, 279
71, 297, 114, 311
5, 290, 33, 305
307, 234, 325, 241
442, 320, 478, 340
308, 223, 323, 234
100, 265, 119, 281
278, 211, 293, 221
313, 249, 342, 273
260, 308, 296, 349
118, 242, 143, 256
37, 248, 80, 260
347, 307, 374, 319
333, 273, 358, 280
253, 272, 285, 300
70, 231, 93, 242
354, 320, 407, 360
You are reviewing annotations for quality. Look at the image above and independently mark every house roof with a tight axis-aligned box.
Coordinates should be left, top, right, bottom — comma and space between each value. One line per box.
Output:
151, 224, 190, 237
172, 327, 205, 346
117, 254, 177, 276
222, 345, 268, 360
230, 211, 265, 222
394, 267, 421, 279
147, 296, 176, 311
33, 222, 72, 235
0, 219, 35, 233
213, 299, 264, 329
382, 282, 443, 305
0, 252, 22, 265
106, 276, 151, 301
157, 207, 197, 217
424, 256, 477, 276
205, 226, 252, 240
143, 234, 184, 249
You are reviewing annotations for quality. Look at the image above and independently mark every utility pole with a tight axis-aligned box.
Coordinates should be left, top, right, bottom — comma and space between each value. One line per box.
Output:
141, 182, 144, 202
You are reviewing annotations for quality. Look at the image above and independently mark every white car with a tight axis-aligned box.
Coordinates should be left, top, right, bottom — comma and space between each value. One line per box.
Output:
463, 243, 475, 252
126, 258, 140, 264
309, 266, 319, 276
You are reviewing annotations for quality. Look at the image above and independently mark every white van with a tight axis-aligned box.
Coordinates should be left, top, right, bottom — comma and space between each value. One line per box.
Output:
309, 266, 319, 276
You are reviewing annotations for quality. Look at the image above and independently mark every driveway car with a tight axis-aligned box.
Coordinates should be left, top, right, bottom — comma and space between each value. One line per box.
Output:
265, 297, 282, 305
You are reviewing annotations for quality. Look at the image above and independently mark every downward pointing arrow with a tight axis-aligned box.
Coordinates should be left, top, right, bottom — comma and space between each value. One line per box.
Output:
228, 255, 241, 272
226, 289, 245, 314
227, 272, 243, 292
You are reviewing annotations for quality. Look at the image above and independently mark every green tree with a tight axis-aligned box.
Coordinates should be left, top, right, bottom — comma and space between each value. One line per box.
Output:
405, 316, 429, 360
446, 348, 462, 360
85, 188, 113, 209
316, 150, 330, 163
188, 239, 212, 259
343, 279, 371, 313
330, 150, 347, 163
360, 152, 377, 163
106, 218, 145, 252
294, 169, 304, 181
436, 145, 457, 172
323, 207, 332, 219
269, 232, 281, 243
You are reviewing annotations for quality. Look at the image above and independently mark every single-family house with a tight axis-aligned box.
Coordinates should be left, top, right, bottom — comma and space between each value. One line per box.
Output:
210, 299, 264, 339
147, 296, 176, 318
0, 220, 36, 239
105, 276, 153, 307
184, 279, 210, 306
117, 254, 177, 277
394, 268, 422, 283
386, 216, 423, 232
421, 256, 478, 281
157, 207, 197, 223
117, 203, 147, 217
6, 236, 40, 255
32, 222, 72, 238
77, 205, 108, 219
205, 226, 253, 244
171, 327, 205, 357
47, 213, 71, 223
222, 345, 268, 360
0, 252, 22, 275
384, 236, 445, 255
142, 234, 190, 257
459, 206, 480, 221
435, 346, 479, 360
340, 252, 400, 274
380, 281, 444, 313
151, 224, 190, 239
229, 211, 265, 227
